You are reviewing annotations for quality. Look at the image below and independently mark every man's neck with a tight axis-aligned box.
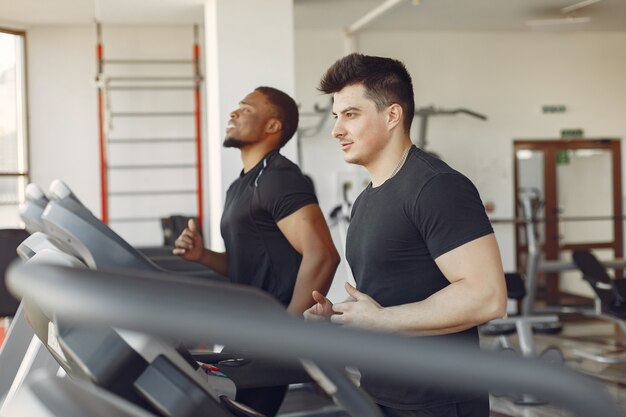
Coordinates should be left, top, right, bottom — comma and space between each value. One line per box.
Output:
366, 137, 413, 187
240, 144, 279, 173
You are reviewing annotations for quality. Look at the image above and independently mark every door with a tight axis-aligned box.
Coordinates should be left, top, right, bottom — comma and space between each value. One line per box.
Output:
514, 139, 622, 305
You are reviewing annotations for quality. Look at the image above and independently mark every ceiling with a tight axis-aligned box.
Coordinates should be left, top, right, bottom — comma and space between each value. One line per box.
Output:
1, 0, 625, 32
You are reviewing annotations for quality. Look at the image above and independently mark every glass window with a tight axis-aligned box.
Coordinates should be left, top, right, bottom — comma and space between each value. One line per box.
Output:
0, 29, 28, 228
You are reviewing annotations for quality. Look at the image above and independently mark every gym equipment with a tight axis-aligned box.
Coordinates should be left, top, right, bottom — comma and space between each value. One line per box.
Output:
571, 249, 626, 364
1, 243, 243, 417
5, 261, 378, 417
49, 319, 243, 417
1, 229, 29, 317
13, 236, 238, 399
519, 191, 626, 317
21, 181, 211, 273
95, 23, 204, 231
0, 246, 86, 410
0, 229, 51, 404
47, 179, 84, 204
41, 180, 220, 279
7, 232, 343, 417
6, 263, 625, 417
413, 106, 487, 153
16, 232, 65, 261
1, 370, 156, 417
480, 273, 562, 352
328, 181, 355, 284
479, 273, 564, 405
36, 182, 346, 416
19, 184, 49, 234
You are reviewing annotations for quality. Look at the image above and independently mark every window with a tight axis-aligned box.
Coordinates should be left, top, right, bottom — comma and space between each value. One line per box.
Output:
0, 29, 28, 228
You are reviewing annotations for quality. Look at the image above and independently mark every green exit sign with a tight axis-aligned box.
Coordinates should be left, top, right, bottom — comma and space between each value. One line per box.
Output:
561, 128, 584, 138
542, 105, 566, 113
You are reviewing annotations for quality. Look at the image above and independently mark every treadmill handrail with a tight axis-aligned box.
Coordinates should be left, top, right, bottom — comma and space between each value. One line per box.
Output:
7, 263, 625, 417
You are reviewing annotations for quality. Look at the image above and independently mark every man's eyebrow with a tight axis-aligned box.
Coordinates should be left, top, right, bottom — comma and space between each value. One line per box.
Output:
332, 106, 360, 116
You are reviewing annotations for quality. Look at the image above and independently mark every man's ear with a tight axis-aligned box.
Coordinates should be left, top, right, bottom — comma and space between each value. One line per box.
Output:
386, 104, 403, 131
266, 118, 282, 135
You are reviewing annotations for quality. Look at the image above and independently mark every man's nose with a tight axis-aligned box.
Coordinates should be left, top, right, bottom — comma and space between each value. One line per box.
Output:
331, 120, 345, 139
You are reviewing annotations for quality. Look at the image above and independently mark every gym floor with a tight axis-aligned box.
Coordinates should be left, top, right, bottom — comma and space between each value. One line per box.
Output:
486, 315, 626, 417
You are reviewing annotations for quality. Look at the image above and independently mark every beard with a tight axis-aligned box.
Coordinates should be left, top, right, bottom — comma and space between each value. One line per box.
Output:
223, 137, 246, 149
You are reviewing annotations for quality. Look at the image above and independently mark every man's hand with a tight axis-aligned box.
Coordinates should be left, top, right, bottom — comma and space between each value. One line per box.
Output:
330, 283, 384, 330
303, 291, 335, 321
172, 219, 205, 262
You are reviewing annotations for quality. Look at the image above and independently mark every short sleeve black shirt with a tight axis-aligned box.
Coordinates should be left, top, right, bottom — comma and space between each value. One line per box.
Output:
220, 151, 318, 306
346, 146, 493, 408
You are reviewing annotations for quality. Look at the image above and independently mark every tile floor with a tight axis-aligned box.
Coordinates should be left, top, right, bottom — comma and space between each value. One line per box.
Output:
486, 316, 626, 417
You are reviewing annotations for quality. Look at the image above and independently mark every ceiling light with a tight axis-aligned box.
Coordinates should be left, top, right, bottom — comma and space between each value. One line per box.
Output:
526, 16, 591, 27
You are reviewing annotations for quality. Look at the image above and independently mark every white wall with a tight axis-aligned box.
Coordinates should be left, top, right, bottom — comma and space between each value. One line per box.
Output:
27, 25, 202, 246
295, 30, 626, 294
28, 25, 99, 212
204, 0, 296, 250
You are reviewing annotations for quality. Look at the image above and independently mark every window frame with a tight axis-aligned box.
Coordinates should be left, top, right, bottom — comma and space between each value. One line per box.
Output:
0, 27, 30, 227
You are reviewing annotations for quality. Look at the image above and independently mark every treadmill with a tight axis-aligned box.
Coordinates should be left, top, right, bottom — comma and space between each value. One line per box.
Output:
5, 263, 624, 417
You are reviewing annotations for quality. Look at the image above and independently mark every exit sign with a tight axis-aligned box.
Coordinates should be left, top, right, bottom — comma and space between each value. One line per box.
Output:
561, 128, 584, 138
542, 105, 566, 113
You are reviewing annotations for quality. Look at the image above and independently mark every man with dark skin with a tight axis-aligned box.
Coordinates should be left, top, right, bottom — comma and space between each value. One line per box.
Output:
174, 86, 340, 415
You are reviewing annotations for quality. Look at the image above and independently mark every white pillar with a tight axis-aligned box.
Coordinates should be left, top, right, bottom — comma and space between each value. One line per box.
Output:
204, 0, 297, 250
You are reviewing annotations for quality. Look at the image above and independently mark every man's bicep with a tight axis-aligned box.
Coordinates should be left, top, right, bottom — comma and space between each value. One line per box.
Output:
434, 233, 504, 285
276, 203, 328, 254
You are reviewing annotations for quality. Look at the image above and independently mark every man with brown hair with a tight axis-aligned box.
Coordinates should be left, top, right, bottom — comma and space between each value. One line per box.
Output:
305, 54, 507, 417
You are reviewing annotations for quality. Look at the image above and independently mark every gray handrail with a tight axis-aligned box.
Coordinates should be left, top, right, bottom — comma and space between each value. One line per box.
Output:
7, 263, 625, 417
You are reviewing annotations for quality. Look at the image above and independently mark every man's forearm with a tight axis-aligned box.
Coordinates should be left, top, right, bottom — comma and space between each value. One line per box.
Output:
380, 278, 506, 334
287, 251, 339, 314
197, 249, 229, 277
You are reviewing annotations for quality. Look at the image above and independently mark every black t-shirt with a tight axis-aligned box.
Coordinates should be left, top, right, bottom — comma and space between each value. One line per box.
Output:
220, 151, 318, 306
346, 146, 493, 409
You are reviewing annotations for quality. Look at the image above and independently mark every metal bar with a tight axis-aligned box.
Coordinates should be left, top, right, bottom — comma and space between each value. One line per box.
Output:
539, 258, 626, 273
108, 86, 195, 91
612, 140, 623, 277
108, 138, 194, 144
110, 111, 194, 117
514, 215, 626, 223
193, 23, 204, 230
109, 190, 196, 196
427, 215, 626, 225
543, 145, 560, 304
108, 217, 160, 223
108, 76, 195, 82
108, 164, 196, 170
561, 242, 616, 251
561, 0, 602, 14
96, 22, 109, 225
558, 216, 623, 221
103, 59, 193, 65
0, 173, 28, 176
346, 0, 405, 35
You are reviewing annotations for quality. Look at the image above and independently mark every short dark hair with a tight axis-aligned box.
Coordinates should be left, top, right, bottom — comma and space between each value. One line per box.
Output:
318, 53, 414, 133
255, 86, 299, 148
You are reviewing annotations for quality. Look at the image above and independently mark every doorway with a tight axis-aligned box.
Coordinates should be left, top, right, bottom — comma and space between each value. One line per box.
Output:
514, 138, 622, 305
